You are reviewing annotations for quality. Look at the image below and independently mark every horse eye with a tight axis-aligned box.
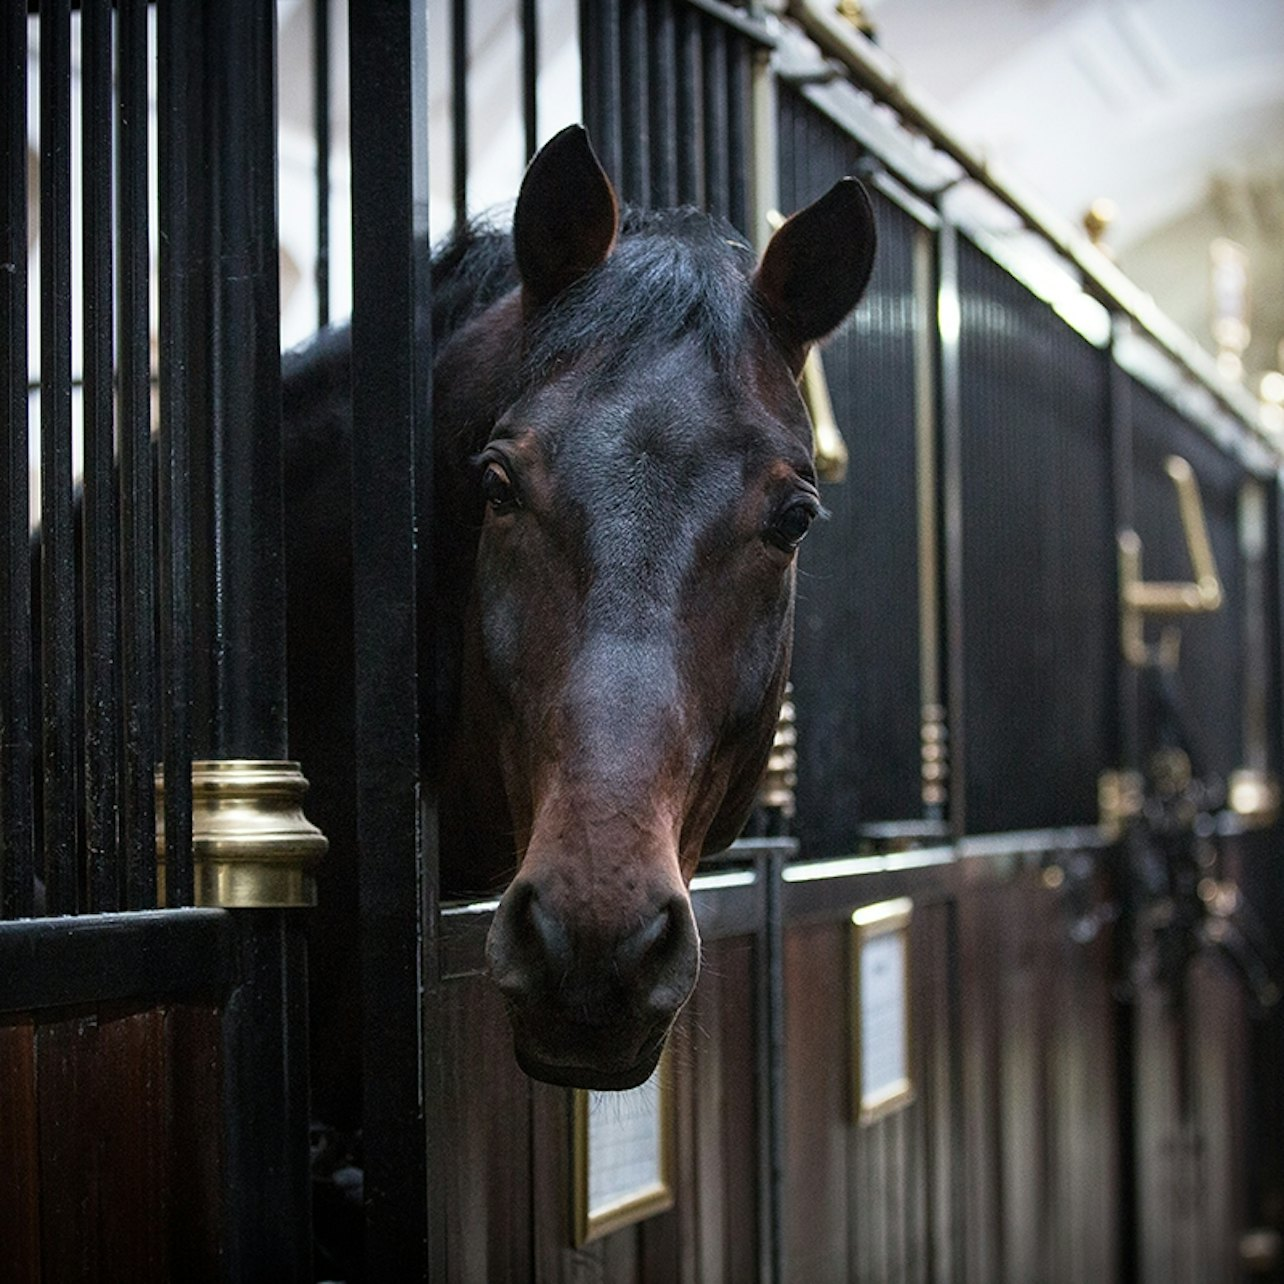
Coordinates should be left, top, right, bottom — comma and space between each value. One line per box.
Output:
770, 501, 818, 550
481, 462, 518, 513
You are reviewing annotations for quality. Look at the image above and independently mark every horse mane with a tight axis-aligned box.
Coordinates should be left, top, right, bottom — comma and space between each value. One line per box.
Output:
435, 206, 764, 383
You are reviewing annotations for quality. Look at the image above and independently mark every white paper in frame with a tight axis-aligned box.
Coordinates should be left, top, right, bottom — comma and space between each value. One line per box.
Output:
851, 897, 914, 1124
572, 1048, 675, 1246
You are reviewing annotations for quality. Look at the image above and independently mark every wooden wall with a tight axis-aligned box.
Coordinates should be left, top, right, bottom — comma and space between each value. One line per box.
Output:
0, 1003, 224, 1284
436, 932, 763, 1283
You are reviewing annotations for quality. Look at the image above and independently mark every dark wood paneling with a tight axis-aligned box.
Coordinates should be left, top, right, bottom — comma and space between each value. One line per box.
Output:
781, 893, 947, 1284
98, 1007, 170, 1278
37, 1015, 103, 1282
1135, 956, 1248, 1284
1, 1001, 224, 1284
166, 1002, 225, 1281
957, 861, 1121, 1284
437, 928, 760, 1282
0, 1019, 40, 1283
440, 973, 533, 1284
783, 919, 851, 1282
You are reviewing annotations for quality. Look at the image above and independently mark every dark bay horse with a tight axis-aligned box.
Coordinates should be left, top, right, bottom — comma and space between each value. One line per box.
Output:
285, 126, 876, 1104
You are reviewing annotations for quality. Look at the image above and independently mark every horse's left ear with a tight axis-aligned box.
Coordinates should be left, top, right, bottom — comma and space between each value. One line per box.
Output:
754, 178, 877, 375
514, 124, 619, 308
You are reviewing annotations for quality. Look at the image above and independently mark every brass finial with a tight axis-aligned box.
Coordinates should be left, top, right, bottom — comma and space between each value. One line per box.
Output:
157, 760, 328, 908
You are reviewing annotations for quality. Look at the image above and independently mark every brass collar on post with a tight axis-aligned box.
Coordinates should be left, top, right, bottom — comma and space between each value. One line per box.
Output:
156, 760, 328, 908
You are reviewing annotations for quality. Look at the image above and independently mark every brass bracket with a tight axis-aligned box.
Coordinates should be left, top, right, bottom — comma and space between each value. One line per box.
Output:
756, 683, 798, 817
1119, 455, 1223, 668
156, 760, 328, 908
1098, 768, 1144, 842
767, 209, 849, 483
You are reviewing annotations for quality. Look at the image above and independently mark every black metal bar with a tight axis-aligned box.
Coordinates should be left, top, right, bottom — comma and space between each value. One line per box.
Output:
452, 0, 468, 226
81, 0, 120, 914
188, 2, 288, 761
314, 0, 331, 329
156, 0, 195, 907
675, 3, 702, 209
220, 912, 312, 1278
580, 0, 622, 189
349, 1, 436, 1273
39, 0, 79, 915
726, 31, 750, 233
936, 220, 967, 840
0, 0, 35, 920
647, 0, 678, 208
619, 0, 650, 205
702, 16, 730, 220
0, 908, 235, 1013
520, 0, 538, 162
117, 0, 158, 911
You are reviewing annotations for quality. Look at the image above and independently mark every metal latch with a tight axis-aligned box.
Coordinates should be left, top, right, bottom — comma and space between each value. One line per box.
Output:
1118, 455, 1222, 668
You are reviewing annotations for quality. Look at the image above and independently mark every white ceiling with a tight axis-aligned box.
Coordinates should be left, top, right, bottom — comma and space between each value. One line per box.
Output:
864, 0, 1284, 384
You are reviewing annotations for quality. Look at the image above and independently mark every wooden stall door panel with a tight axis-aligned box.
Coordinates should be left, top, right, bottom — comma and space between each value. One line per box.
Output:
958, 882, 1006, 1284
1189, 957, 1249, 1284
782, 921, 851, 1283
440, 974, 533, 1284
37, 1016, 103, 1283
686, 936, 759, 1284
0, 1020, 40, 1284
97, 1007, 170, 1279
165, 1003, 225, 1282
1047, 924, 1119, 1284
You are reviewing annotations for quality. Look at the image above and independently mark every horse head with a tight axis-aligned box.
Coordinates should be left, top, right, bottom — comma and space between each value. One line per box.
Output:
436, 127, 875, 1089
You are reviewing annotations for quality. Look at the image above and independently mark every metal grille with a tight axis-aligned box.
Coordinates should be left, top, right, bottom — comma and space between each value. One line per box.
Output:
958, 238, 1114, 834
1129, 380, 1245, 782
580, 0, 763, 233
778, 86, 925, 854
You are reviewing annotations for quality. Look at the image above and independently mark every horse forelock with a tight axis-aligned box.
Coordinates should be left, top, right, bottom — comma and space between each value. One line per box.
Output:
522, 207, 763, 384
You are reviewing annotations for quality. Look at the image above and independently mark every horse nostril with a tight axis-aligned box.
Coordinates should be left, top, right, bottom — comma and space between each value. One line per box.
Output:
627, 896, 699, 1016
528, 891, 573, 972
617, 903, 672, 972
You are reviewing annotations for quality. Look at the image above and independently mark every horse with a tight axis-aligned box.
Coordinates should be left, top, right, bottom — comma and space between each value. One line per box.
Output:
284, 125, 876, 1109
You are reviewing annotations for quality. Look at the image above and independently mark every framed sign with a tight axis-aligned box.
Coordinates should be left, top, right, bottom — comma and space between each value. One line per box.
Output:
572, 1049, 674, 1245
851, 897, 914, 1123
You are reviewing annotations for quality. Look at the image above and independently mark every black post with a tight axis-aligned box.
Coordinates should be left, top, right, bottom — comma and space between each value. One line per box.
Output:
39, 0, 79, 915
80, 0, 120, 914
0, 0, 34, 921
159, 2, 309, 1274
117, 0, 159, 912
349, 1, 437, 1276
314, 0, 331, 330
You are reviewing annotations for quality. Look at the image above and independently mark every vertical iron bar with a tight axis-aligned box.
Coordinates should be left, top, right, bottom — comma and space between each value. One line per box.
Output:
0, 0, 34, 920
726, 33, 750, 234
117, 0, 158, 910
675, 3, 702, 208
81, 0, 120, 913
619, 0, 649, 206
349, 0, 436, 1273
157, 0, 195, 907
647, 0, 678, 208
580, 0, 622, 189
314, 0, 331, 329
520, 0, 538, 162
188, 2, 288, 761
452, 0, 468, 227
702, 16, 730, 220
40, 0, 79, 915
937, 220, 966, 841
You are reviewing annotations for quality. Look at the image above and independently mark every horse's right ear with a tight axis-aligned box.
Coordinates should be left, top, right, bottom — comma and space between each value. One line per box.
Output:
514, 125, 619, 308
754, 178, 877, 375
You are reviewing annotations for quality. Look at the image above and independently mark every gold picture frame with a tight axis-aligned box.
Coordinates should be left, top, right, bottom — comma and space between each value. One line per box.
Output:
572, 1047, 675, 1246
851, 897, 914, 1124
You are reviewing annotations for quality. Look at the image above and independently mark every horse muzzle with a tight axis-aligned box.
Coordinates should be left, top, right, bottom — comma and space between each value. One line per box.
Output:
485, 873, 700, 1090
